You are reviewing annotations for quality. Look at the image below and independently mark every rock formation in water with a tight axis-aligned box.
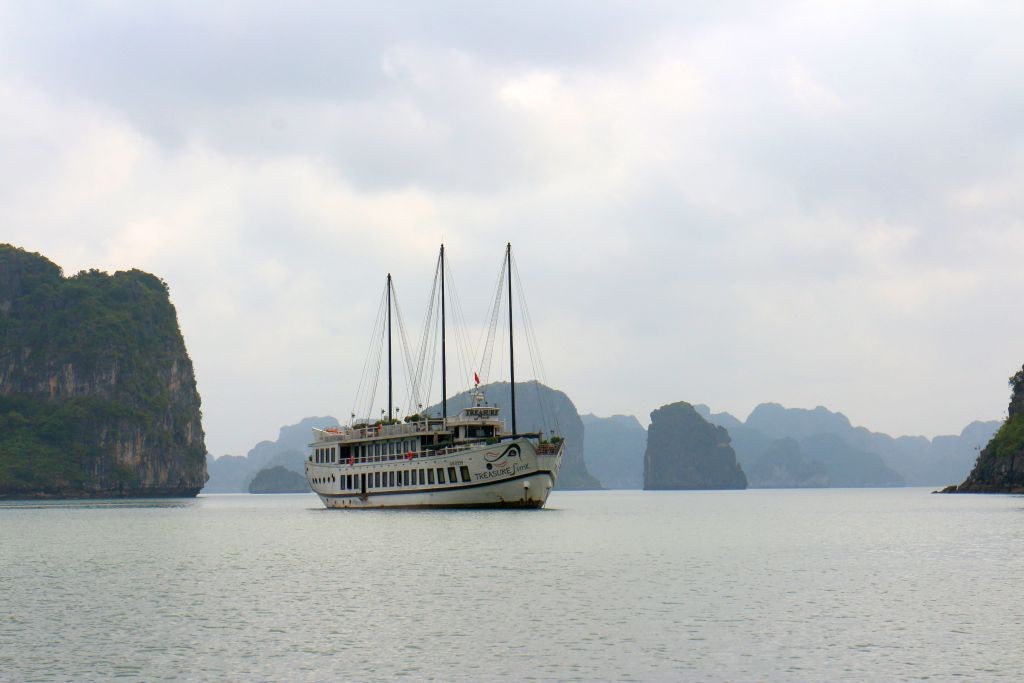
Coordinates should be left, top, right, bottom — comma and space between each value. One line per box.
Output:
433, 381, 601, 489
0, 244, 206, 497
248, 465, 310, 493
205, 415, 338, 492
947, 365, 1024, 493
582, 413, 646, 489
643, 401, 747, 490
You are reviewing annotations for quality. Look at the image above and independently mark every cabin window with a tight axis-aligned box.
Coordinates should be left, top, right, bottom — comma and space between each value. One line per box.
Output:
437, 468, 445, 484
403, 470, 410, 486
460, 466, 470, 482
331, 449, 336, 464
427, 469, 435, 485
388, 471, 395, 487
347, 474, 353, 490
448, 467, 457, 483
374, 472, 381, 488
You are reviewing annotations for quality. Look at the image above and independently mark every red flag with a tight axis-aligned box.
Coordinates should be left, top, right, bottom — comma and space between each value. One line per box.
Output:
407, 450, 414, 460
474, 372, 480, 385
348, 455, 354, 466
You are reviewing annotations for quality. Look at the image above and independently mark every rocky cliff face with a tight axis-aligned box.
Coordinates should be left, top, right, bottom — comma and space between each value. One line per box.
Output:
950, 365, 1024, 493
644, 401, 747, 490
0, 244, 206, 497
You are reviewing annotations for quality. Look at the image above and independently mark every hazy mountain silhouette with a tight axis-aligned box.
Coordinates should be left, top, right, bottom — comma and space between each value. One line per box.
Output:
695, 403, 997, 487
204, 416, 339, 492
581, 414, 646, 489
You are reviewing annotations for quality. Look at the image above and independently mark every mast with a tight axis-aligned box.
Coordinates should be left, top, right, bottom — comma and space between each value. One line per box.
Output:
387, 273, 393, 422
440, 244, 447, 423
507, 243, 516, 437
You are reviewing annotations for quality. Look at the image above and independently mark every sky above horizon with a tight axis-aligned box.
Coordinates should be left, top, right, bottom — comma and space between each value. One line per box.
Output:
3, 2, 1022, 455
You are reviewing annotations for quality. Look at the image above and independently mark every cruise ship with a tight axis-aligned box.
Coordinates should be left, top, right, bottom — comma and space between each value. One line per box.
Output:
305, 244, 564, 508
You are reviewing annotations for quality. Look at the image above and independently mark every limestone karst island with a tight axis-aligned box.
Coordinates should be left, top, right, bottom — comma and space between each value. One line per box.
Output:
1, 242, 1021, 499
0, 244, 206, 498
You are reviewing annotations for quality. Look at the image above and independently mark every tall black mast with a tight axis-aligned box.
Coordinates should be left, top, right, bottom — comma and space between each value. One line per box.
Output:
440, 244, 447, 423
387, 273, 393, 422
507, 243, 516, 437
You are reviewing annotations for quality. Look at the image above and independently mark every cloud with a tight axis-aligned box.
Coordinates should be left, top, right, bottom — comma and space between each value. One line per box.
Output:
2, 2, 1023, 452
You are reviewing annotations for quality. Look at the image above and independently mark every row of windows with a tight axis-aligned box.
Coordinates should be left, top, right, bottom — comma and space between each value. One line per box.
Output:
315, 439, 423, 464
334, 466, 472, 492
348, 439, 420, 464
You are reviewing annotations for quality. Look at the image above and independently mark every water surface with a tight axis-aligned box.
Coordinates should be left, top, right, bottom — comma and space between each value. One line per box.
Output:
2, 489, 1022, 681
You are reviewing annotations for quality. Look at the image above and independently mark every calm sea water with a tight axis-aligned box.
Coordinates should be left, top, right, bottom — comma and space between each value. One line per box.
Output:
1, 489, 1022, 682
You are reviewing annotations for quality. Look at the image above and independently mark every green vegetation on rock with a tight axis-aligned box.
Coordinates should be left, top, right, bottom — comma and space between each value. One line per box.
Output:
248, 465, 310, 493
952, 364, 1024, 493
0, 244, 207, 498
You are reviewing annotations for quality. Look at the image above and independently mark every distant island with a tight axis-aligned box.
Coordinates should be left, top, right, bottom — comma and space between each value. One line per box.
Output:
0, 244, 207, 498
644, 402, 747, 490
944, 364, 1024, 493
248, 466, 310, 493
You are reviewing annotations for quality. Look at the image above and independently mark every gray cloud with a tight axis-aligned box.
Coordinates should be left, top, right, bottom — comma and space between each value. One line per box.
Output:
2, 2, 1022, 453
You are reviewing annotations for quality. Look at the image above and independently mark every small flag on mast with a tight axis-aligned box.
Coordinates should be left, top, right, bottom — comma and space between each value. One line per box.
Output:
474, 372, 480, 386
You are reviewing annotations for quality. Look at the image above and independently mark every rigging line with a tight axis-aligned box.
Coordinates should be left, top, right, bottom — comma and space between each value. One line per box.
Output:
364, 304, 387, 423
513, 255, 549, 385
350, 283, 388, 424
391, 282, 422, 418
413, 253, 442, 413
469, 256, 503, 382
444, 258, 475, 396
478, 252, 507, 387
512, 253, 559, 437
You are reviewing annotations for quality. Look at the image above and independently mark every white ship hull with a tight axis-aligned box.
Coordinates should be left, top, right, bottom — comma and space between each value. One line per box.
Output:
305, 436, 563, 509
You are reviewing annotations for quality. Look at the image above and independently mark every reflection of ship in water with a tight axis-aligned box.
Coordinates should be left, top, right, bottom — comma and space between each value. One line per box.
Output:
305, 244, 564, 509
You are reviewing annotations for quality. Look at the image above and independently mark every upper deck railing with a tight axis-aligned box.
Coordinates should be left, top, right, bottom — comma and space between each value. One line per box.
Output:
315, 416, 507, 443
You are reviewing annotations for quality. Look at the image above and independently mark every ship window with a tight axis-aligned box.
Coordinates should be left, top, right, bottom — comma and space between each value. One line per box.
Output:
403, 470, 409, 486
374, 472, 381, 488
460, 466, 470, 482
347, 474, 353, 490
427, 469, 435, 485
437, 468, 445, 484
388, 471, 395, 487
419, 468, 426, 484
448, 467, 458, 483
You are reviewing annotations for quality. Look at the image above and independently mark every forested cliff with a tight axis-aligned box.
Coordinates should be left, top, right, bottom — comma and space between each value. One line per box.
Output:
0, 244, 207, 497
949, 365, 1024, 493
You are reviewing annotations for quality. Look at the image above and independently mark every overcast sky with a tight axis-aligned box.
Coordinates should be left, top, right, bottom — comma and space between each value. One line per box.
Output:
3, 2, 1022, 455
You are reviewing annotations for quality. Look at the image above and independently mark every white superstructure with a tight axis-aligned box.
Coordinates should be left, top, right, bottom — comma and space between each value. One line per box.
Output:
305, 392, 563, 508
